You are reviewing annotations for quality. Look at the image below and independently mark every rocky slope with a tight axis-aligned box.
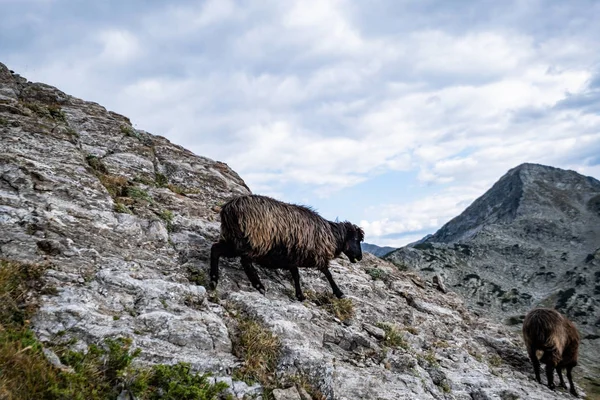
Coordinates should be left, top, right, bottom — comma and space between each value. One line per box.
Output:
0, 62, 585, 399
361, 243, 396, 258
386, 163, 600, 395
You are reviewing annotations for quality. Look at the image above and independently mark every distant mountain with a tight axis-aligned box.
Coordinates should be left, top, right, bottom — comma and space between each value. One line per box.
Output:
385, 163, 600, 393
361, 243, 396, 257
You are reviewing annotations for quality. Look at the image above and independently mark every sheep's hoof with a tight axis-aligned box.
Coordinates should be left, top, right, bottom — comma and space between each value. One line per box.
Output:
548, 383, 556, 391
256, 286, 266, 295
296, 293, 306, 302
209, 280, 218, 290
335, 291, 345, 299
570, 389, 578, 397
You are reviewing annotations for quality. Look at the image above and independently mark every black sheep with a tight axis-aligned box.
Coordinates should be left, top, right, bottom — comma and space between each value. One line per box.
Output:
210, 195, 364, 301
523, 308, 580, 396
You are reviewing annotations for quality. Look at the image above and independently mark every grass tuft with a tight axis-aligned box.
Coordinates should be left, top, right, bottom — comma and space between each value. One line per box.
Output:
114, 202, 133, 214
155, 173, 169, 188
124, 187, 152, 203
231, 316, 281, 388
159, 210, 174, 232
376, 322, 409, 349
304, 291, 354, 322
366, 268, 388, 281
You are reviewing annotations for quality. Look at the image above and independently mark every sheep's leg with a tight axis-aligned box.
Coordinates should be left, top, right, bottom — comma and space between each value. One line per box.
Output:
556, 367, 567, 389
210, 241, 235, 290
241, 256, 265, 295
566, 366, 578, 397
546, 362, 556, 390
321, 267, 344, 298
528, 346, 541, 384
289, 265, 305, 301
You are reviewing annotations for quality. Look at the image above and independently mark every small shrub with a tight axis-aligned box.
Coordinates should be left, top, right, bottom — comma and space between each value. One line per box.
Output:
305, 291, 354, 322
22, 102, 66, 122
367, 268, 388, 281
188, 267, 208, 287
85, 154, 109, 175
167, 183, 187, 195
488, 354, 502, 367
155, 173, 169, 187
440, 381, 451, 393
231, 316, 281, 387
120, 125, 138, 138
422, 350, 439, 367
114, 202, 133, 214
22, 102, 49, 118
0, 117, 8, 126
159, 210, 174, 231
138, 362, 230, 400
47, 105, 67, 122
99, 174, 129, 198
376, 322, 409, 349
125, 187, 152, 203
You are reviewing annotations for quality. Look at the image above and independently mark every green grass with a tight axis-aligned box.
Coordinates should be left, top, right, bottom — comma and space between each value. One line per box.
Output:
155, 173, 169, 188
159, 210, 174, 231
114, 202, 133, 214
187, 267, 208, 287
138, 363, 231, 400
120, 125, 139, 139
124, 187, 152, 203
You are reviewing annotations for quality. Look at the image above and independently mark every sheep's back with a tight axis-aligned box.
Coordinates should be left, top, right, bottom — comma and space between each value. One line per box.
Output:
220, 195, 337, 263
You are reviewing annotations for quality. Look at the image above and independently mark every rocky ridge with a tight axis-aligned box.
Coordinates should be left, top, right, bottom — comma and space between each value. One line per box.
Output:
0, 62, 583, 399
386, 163, 600, 395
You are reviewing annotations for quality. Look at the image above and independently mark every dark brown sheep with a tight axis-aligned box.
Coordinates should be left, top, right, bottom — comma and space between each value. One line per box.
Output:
522, 308, 580, 396
209, 194, 364, 301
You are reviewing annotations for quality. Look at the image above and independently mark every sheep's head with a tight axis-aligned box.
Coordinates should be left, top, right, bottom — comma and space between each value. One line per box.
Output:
342, 222, 364, 263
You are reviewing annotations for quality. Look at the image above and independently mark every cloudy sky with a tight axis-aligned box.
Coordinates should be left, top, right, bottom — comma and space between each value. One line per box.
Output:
2, 0, 600, 247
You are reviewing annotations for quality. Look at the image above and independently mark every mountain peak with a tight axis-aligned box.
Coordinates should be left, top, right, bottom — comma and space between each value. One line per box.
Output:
425, 163, 600, 243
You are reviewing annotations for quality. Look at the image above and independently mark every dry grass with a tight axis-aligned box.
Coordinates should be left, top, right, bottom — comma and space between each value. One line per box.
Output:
376, 322, 409, 350
231, 316, 281, 388
304, 291, 355, 322
98, 174, 129, 198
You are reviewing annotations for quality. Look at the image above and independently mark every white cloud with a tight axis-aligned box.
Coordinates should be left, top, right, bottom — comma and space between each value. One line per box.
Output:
96, 30, 141, 63
3, 0, 600, 248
